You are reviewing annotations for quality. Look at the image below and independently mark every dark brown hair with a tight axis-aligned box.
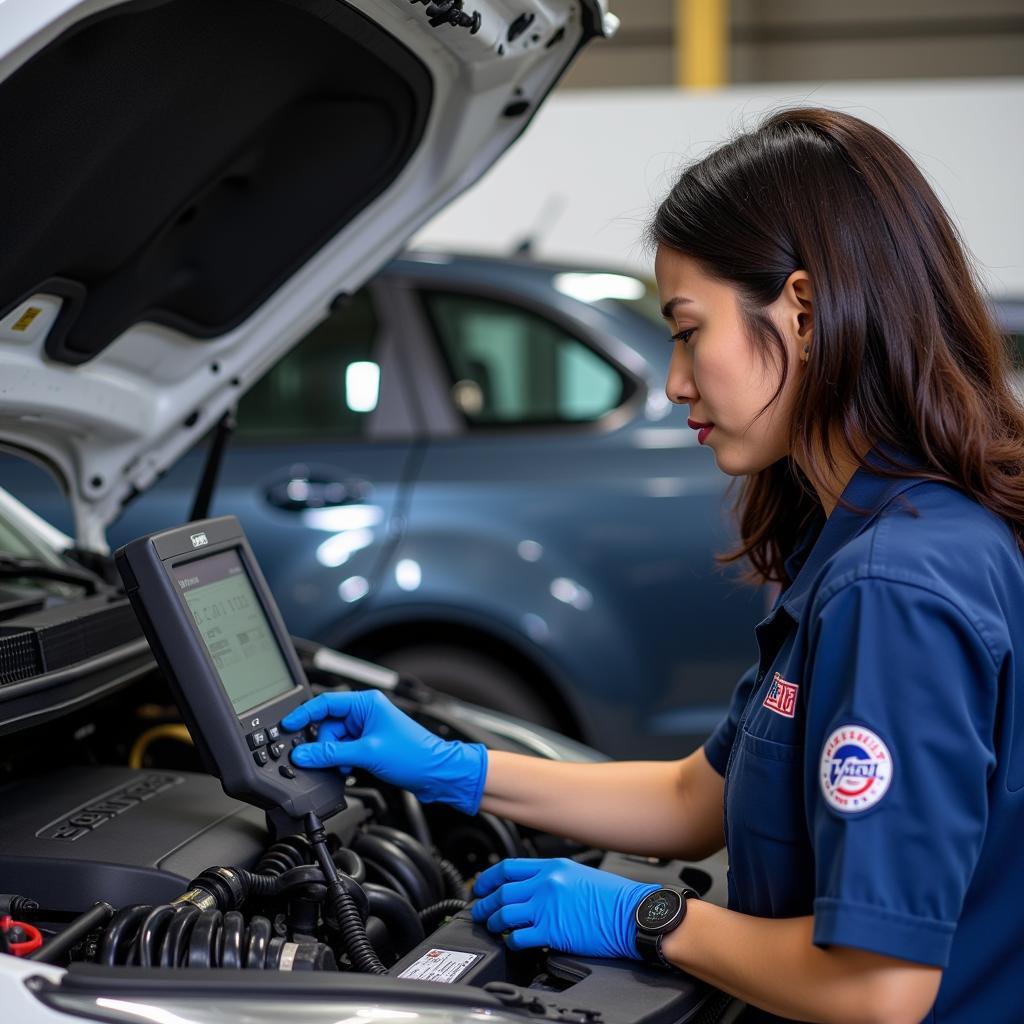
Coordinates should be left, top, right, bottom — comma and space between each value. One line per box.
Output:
649, 107, 1024, 585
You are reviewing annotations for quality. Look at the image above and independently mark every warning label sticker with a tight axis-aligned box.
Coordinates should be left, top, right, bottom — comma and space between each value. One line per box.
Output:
397, 948, 482, 984
12, 307, 42, 332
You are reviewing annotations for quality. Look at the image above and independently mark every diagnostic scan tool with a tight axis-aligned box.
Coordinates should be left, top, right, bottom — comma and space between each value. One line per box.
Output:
115, 516, 347, 828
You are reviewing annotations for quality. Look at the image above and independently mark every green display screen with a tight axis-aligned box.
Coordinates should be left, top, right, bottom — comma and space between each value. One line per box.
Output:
173, 549, 296, 715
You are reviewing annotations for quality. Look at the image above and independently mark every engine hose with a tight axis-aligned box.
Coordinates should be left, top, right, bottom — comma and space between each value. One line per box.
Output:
362, 857, 413, 905
0, 894, 39, 916
161, 905, 200, 967
333, 847, 366, 884
305, 813, 386, 975
138, 905, 178, 966
187, 908, 220, 968
220, 910, 245, 969
250, 837, 365, 893
255, 835, 312, 875
351, 831, 433, 910
436, 856, 469, 902
100, 904, 334, 970
245, 914, 272, 969
366, 825, 444, 904
418, 899, 468, 932
28, 901, 115, 964
243, 864, 325, 899
99, 906, 153, 966
399, 790, 434, 849
363, 882, 425, 954
175, 862, 371, 927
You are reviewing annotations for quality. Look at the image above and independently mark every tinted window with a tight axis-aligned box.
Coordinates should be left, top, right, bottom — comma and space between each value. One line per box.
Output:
236, 290, 380, 440
422, 292, 625, 425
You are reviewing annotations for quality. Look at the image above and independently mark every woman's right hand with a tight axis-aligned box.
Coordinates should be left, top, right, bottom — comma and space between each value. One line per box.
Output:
280, 689, 488, 816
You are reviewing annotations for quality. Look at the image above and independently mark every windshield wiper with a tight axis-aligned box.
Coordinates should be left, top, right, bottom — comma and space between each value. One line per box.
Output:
0, 555, 100, 595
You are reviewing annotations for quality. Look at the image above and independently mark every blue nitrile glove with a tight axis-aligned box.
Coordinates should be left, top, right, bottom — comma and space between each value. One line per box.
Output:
281, 690, 488, 816
471, 857, 660, 958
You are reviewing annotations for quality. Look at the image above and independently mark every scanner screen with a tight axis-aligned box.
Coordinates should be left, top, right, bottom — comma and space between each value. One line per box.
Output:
173, 549, 297, 715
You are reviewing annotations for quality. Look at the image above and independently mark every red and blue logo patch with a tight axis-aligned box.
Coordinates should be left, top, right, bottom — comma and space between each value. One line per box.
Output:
819, 725, 893, 813
762, 672, 799, 718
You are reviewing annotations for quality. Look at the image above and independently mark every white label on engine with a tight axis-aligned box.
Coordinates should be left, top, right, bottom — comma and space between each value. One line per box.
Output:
397, 948, 481, 983
278, 942, 298, 971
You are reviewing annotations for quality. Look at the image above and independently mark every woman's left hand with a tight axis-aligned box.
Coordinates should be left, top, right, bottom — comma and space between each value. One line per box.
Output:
471, 857, 659, 958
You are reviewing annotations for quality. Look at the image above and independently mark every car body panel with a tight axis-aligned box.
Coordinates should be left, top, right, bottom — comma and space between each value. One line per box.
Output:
0, 0, 613, 550
0, 253, 766, 759
29, 266, 1017, 762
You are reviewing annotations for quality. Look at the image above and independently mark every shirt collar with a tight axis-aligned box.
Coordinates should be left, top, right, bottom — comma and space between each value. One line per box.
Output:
778, 448, 926, 619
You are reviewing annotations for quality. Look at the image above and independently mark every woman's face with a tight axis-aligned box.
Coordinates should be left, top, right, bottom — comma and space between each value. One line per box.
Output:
655, 246, 809, 477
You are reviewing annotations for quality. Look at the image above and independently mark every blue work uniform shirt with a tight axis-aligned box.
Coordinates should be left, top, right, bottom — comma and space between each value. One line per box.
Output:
704, 457, 1024, 1023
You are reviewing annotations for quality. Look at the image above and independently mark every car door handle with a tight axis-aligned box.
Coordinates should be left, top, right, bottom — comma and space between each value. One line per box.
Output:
265, 466, 368, 511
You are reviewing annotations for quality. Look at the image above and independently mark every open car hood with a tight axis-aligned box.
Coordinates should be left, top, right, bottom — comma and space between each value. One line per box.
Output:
0, 0, 616, 550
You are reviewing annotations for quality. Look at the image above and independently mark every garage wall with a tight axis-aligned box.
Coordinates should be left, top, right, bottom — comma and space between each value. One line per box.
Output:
413, 79, 1024, 298
564, 0, 1024, 89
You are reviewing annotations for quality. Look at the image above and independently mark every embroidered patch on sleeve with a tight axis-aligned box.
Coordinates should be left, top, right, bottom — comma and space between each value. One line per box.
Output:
762, 672, 799, 718
819, 725, 893, 813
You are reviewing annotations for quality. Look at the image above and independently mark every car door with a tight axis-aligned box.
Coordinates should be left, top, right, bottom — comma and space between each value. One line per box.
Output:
101, 285, 422, 642
354, 269, 763, 760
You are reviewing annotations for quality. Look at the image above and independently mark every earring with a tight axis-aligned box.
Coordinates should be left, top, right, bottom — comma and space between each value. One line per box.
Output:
801, 344, 810, 362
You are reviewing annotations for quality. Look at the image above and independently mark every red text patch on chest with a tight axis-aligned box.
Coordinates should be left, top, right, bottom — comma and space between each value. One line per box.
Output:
762, 672, 799, 718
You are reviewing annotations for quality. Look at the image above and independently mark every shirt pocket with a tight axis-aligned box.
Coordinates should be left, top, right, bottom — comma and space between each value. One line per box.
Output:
728, 727, 807, 844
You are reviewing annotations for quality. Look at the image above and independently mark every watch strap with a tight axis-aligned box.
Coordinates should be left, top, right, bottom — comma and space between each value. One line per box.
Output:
635, 926, 666, 965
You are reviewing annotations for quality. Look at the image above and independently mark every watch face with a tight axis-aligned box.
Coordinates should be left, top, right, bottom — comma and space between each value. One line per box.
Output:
637, 888, 683, 931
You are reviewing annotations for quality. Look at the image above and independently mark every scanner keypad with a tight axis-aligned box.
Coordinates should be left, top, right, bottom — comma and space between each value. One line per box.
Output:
246, 720, 314, 770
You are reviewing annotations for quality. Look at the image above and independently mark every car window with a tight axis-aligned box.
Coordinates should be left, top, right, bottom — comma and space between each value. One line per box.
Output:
235, 289, 380, 440
421, 292, 626, 425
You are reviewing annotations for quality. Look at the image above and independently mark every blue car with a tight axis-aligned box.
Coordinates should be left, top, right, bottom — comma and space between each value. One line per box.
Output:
1, 252, 769, 759
6, 266, 1023, 761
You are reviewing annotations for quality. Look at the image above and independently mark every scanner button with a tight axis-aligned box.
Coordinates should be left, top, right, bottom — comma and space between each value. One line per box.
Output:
279, 765, 297, 779
267, 725, 281, 741
268, 741, 286, 761
247, 729, 267, 750
252, 749, 270, 767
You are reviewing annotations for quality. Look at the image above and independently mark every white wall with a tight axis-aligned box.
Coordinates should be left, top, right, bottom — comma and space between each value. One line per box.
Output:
414, 79, 1024, 297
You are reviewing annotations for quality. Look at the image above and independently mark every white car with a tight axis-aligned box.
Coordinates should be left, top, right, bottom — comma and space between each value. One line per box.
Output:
0, 3, 737, 1023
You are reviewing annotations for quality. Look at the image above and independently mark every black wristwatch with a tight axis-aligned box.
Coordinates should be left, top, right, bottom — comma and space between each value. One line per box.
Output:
634, 886, 699, 967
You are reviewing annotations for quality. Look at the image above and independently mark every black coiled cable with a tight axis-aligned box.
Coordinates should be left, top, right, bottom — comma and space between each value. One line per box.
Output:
305, 812, 386, 975
418, 898, 468, 932
436, 855, 469, 901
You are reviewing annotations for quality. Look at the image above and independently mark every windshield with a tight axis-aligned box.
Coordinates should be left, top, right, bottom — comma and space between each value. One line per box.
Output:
0, 486, 69, 565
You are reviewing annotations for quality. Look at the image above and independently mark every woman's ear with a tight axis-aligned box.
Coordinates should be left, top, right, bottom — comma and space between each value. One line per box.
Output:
784, 271, 814, 362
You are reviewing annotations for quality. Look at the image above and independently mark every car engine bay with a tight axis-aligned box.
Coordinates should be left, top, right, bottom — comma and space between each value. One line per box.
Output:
0, 590, 733, 1024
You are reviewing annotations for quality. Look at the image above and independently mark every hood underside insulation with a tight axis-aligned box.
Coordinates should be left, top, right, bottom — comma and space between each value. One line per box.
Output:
0, 0, 431, 365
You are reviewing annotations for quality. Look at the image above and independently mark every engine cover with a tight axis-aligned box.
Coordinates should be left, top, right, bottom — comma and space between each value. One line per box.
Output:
0, 766, 361, 910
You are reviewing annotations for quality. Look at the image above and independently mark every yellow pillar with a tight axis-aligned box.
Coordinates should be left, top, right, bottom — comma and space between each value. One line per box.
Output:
675, 0, 728, 89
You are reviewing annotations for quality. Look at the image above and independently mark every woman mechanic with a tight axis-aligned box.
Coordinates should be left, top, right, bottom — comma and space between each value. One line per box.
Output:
281, 109, 1024, 1024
